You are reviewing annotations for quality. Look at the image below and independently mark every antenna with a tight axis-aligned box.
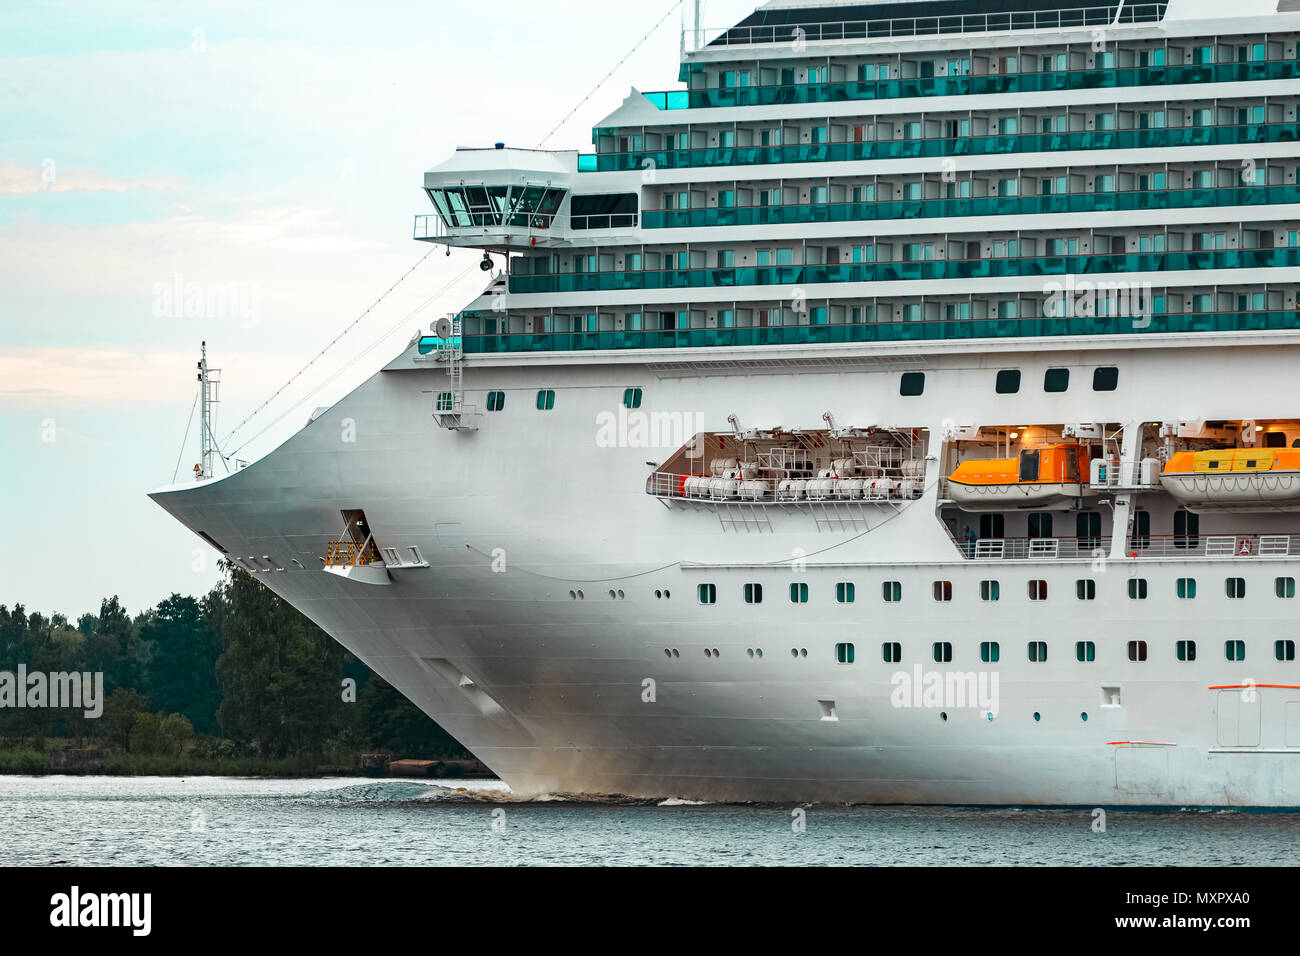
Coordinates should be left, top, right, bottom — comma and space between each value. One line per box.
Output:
195, 341, 226, 479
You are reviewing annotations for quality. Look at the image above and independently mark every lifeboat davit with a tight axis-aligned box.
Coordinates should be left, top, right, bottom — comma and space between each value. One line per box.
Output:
947, 444, 1094, 512
1160, 449, 1300, 513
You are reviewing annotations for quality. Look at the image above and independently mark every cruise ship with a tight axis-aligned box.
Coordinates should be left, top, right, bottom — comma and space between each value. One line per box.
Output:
152, 0, 1300, 805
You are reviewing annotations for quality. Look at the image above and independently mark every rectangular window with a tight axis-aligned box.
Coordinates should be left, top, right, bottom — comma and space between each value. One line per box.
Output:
995, 369, 1021, 394
622, 387, 643, 409
1092, 367, 1119, 391
1127, 640, 1148, 662
980, 580, 1000, 602
535, 389, 556, 410
900, 372, 925, 396
486, 390, 506, 412
836, 642, 856, 664
698, 583, 716, 604
1177, 639, 1197, 662
790, 582, 809, 604
1226, 577, 1246, 599
744, 583, 763, 604
1076, 579, 1097, 601
980, 641, 1000, 663
1028, 580, 1048, 601
835, 582, 855, 604
883, 581, 902, 603
1277, 640, 1297, 662
436, 391, 454, 412
1226, 640, 1246, 662
1276, 577, 1296, 599
933, 641, 953, 663
1128, 578, 1148, 599
1177, 577, 1197, 599
1027, 513, 1053, 539
1076, 641, 1096, 662
1044, 368, 1070, 392
933, 580, 953, 602
1076, 512, 1102, 550
1028, 641, 1048, 662
1132, 510, 1151, 550
882, 641, 902, 663
1174, 509, 1200, 549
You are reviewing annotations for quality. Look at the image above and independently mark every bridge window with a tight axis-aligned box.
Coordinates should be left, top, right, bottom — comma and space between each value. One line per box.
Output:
486, 390, 506, 412
1177, 640, 1197, 662
570, 193, 638, 230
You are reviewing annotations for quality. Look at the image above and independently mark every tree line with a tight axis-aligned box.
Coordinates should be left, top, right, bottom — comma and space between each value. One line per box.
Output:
0, 559, 468, 763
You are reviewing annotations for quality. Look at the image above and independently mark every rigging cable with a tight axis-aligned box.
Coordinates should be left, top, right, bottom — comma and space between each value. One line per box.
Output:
170, 387, 200, 484
219, 247, 437, 449
535, 0, 685, 148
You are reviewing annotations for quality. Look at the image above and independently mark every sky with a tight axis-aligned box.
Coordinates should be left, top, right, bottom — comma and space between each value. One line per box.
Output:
0, 0, 757, 617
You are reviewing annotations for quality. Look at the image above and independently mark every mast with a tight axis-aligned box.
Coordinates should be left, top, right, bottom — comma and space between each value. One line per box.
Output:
196, 341, 223, 480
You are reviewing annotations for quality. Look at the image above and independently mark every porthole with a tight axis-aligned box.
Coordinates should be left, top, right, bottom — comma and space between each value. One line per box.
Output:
654, 589, 662, 599
1080, 712, 1088, 721
755, 649, 763, 659
747, 648, 755, 658
568, 589, 577, 600
790, 648, 799, 658
705, 648, 712, 658
940, 712, 948, 722
576, 589, 584, 600
1033, 712, 1041, 722
712, 647, 719, 657
616, 589, 625, 599
671, 649, 680, 658
663, 648, 672, 658
608, 589, 616, 599
664, 589, 671, 599
799, 648, 808, 658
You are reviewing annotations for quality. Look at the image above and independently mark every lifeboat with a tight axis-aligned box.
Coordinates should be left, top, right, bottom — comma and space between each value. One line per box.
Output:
947, 444, 1095, 512
1160, 449, 1300, 513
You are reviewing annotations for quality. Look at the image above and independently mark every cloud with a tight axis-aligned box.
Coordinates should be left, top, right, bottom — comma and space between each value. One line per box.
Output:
0, 161, 178, 195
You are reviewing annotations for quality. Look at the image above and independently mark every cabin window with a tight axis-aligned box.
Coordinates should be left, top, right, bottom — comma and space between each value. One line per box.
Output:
1027, 513, 1053, 538
933, 641, 953, 663
1028, 641, 1048, 662
900, 372, 925, 396
1044, 368, 1070, 392
980, 580, 1000, 602
790, 582, 809, 604
1177, 640, 1197, 662
882, 641, 902, 663
1177, 577, 1197, 599
1028, 580, 1048, 601
623, 387, 643, 409
995, 369, 1021, 394
933, 580, 953, 602
1276, 577, 1296, 599
535, 389, 556, 410
1092, 366, 1119, 391
1226, 577, 1247, 599
744, 583, 763, 604
1226, 640, 1246, 662
1076, 640, 1096, 662
1127, 640, 1148, 662
486, 390, 506, 411
1132, 510, 1151, 549
834, 642, 856, 664
1128, 578, 1148, 599
1076, 512, 1102, 549
698, 583, 716, 605
1277, 640, 1297, 661
883, 581, 902, 602
835, 582, 855, 603
980, 641, 1000, 663
1173, 509, 1200, 549
1076, 579, 1097, 600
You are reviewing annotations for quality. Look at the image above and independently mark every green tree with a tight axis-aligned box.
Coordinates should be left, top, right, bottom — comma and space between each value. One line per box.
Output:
101, 688, 147, 751
140, 594, 220, 735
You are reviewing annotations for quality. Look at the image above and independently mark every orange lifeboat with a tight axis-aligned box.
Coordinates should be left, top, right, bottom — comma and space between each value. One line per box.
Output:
1160, 448, 1300, 513
947, 444, 1094, 512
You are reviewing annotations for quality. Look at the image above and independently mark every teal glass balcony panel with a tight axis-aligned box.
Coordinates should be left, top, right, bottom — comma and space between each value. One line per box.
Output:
642, 58, 1300, 111
641, 183, 1300, 230
508, 247, 1300, 295
416, 311, 1300, 355
578, 122, 1298, 172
